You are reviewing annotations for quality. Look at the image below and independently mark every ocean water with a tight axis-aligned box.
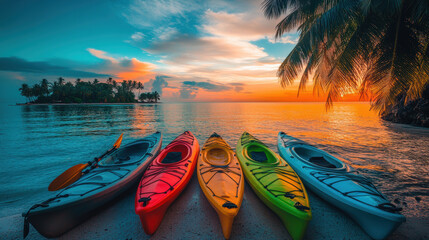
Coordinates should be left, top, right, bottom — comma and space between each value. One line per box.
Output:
0, 102, 428, 219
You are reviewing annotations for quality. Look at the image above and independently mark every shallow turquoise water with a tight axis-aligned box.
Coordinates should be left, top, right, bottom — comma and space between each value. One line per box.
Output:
0, 102, 428, 218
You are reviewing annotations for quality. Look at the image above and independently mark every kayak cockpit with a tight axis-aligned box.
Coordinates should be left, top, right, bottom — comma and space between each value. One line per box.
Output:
245, 144, 278, 164
205, 147, 230, 166
292, 146, 345, 169
99, 142, 150, 166
159, 144, 190, 164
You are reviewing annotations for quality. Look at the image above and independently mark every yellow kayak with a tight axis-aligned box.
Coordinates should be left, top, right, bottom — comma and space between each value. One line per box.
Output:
197, 133, 244, 239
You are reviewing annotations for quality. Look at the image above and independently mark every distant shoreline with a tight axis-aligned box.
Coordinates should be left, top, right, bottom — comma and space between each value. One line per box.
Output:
15, 102, 161, 106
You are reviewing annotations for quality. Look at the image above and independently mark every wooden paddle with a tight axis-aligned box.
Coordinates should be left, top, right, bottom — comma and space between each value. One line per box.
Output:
48, 133, 124, 191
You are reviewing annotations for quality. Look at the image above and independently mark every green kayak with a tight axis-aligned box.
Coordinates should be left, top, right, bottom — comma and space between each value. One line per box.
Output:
236, 132, 312, 240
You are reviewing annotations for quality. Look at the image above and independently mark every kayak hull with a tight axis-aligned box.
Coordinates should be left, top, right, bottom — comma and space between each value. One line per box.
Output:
236, 132, 311, 240
26, 189, 119, 238
24, 132, 162, 238
277, 132, 405, 239
135, 131, 199, 235
197, 133, 244, 239
245, 173, 310, 240
309, 182, 404, 239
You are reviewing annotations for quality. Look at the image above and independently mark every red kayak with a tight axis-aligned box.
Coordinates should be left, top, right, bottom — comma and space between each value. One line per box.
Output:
135, 131, 199, 234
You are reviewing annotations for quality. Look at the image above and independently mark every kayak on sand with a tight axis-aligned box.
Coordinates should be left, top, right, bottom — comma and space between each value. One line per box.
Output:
236, 132, 312, 240
135, 131, 199, 235
277, 132, 406, 239
197, 132, 244, 239
23, 132, 162, 238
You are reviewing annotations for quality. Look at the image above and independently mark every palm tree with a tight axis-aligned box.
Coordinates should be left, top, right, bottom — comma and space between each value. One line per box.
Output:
32, 84, 42, 100
41, 79, 50, 97
137, 82, 144, 96
139, 92, 148, 102
147, 92, 154, 102
263, 0, 429, 110
153, 91, 160, 103
57, 77, 65, 86
19, 83, 31, 103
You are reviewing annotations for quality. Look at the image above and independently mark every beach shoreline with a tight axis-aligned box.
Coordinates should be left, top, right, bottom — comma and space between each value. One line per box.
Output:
2, 173, 427, 240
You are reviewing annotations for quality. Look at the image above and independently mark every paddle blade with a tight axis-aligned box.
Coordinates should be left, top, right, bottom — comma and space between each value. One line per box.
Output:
113, 133, 123, 149
48, 163, 88, 191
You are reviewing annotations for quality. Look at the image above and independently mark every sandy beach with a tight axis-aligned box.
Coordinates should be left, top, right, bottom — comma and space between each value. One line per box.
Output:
1, 172, 427, 240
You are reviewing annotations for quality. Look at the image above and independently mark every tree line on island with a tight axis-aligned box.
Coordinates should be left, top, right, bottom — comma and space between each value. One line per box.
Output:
19, 77, 160, 104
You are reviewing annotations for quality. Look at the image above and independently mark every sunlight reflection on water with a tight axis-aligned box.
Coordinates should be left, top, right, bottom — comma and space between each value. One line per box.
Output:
0, 102, 428, 218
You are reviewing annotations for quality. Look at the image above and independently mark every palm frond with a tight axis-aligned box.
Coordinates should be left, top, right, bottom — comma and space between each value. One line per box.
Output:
266, 0, 429, 111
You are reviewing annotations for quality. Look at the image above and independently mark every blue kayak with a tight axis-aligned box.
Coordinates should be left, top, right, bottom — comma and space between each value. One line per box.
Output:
277, 132, 405, 239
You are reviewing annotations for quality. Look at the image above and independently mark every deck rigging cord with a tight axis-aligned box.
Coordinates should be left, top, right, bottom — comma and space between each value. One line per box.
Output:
198, 135, 242, 207
23, 137, 158, 238
241, 133, 309, 211
280, 136, 402, 213
137, 132, 194, 206
138, 160, 191, 206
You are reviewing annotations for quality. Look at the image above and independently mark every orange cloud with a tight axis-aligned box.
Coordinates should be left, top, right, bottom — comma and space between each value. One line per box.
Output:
87, 48, 156, 82
87, 48, 118, 63
117, 58, 156, 80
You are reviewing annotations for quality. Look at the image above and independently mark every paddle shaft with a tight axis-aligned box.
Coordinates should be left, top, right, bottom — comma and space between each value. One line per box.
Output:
48, 133, 124, 191
83, 146, 117, 173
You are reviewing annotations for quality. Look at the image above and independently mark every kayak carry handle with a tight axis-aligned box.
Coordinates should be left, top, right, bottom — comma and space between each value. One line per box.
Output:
377, 203, 403, 213
222, 202, 238, 209
138, 197, 151, 207
284, 193, 296, 199
294, 202, 310, 211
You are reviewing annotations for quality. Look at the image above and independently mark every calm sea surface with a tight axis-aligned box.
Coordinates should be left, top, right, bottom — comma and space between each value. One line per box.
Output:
0, 102, 428, 218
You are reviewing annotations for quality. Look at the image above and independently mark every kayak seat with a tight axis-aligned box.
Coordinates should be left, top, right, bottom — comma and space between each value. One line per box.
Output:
161, 152, 182, 164
309, 156, 336, 168
207, 148, 229, 166
100, 142, 149, 165
250, 151, 268, 162
115, 156, 130, 164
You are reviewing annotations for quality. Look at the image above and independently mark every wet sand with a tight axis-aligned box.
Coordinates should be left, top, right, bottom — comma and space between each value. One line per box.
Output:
1, 173, 428, 240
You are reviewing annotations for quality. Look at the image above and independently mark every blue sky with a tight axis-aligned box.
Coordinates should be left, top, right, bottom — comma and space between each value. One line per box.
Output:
0, 0, 301, 103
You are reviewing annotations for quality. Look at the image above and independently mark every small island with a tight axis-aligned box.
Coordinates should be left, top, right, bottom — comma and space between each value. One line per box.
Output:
18, 77, 160, 104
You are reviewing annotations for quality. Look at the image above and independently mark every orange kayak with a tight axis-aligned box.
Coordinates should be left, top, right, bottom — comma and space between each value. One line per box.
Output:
197, 133, 244, 239
135, 131, 199, 235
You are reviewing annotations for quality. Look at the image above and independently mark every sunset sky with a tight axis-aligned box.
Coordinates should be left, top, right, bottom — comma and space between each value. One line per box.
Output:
0, 0, 359, 103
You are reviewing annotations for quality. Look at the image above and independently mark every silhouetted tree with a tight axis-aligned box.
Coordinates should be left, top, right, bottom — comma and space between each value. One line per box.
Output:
19, 83, 31, 103
18, 77, 150, 104
263, 0, 429, 110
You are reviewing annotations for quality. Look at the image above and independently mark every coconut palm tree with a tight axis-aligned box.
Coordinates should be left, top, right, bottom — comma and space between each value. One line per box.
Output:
153, 91, 160, 103
147, 92, 154, 102
41, 79, 50, 97
19, 83, 31, 103
139, 92, 148, 102
137, 82, 144, 96
57, 77, 65, 86
263, 0, 429, 110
